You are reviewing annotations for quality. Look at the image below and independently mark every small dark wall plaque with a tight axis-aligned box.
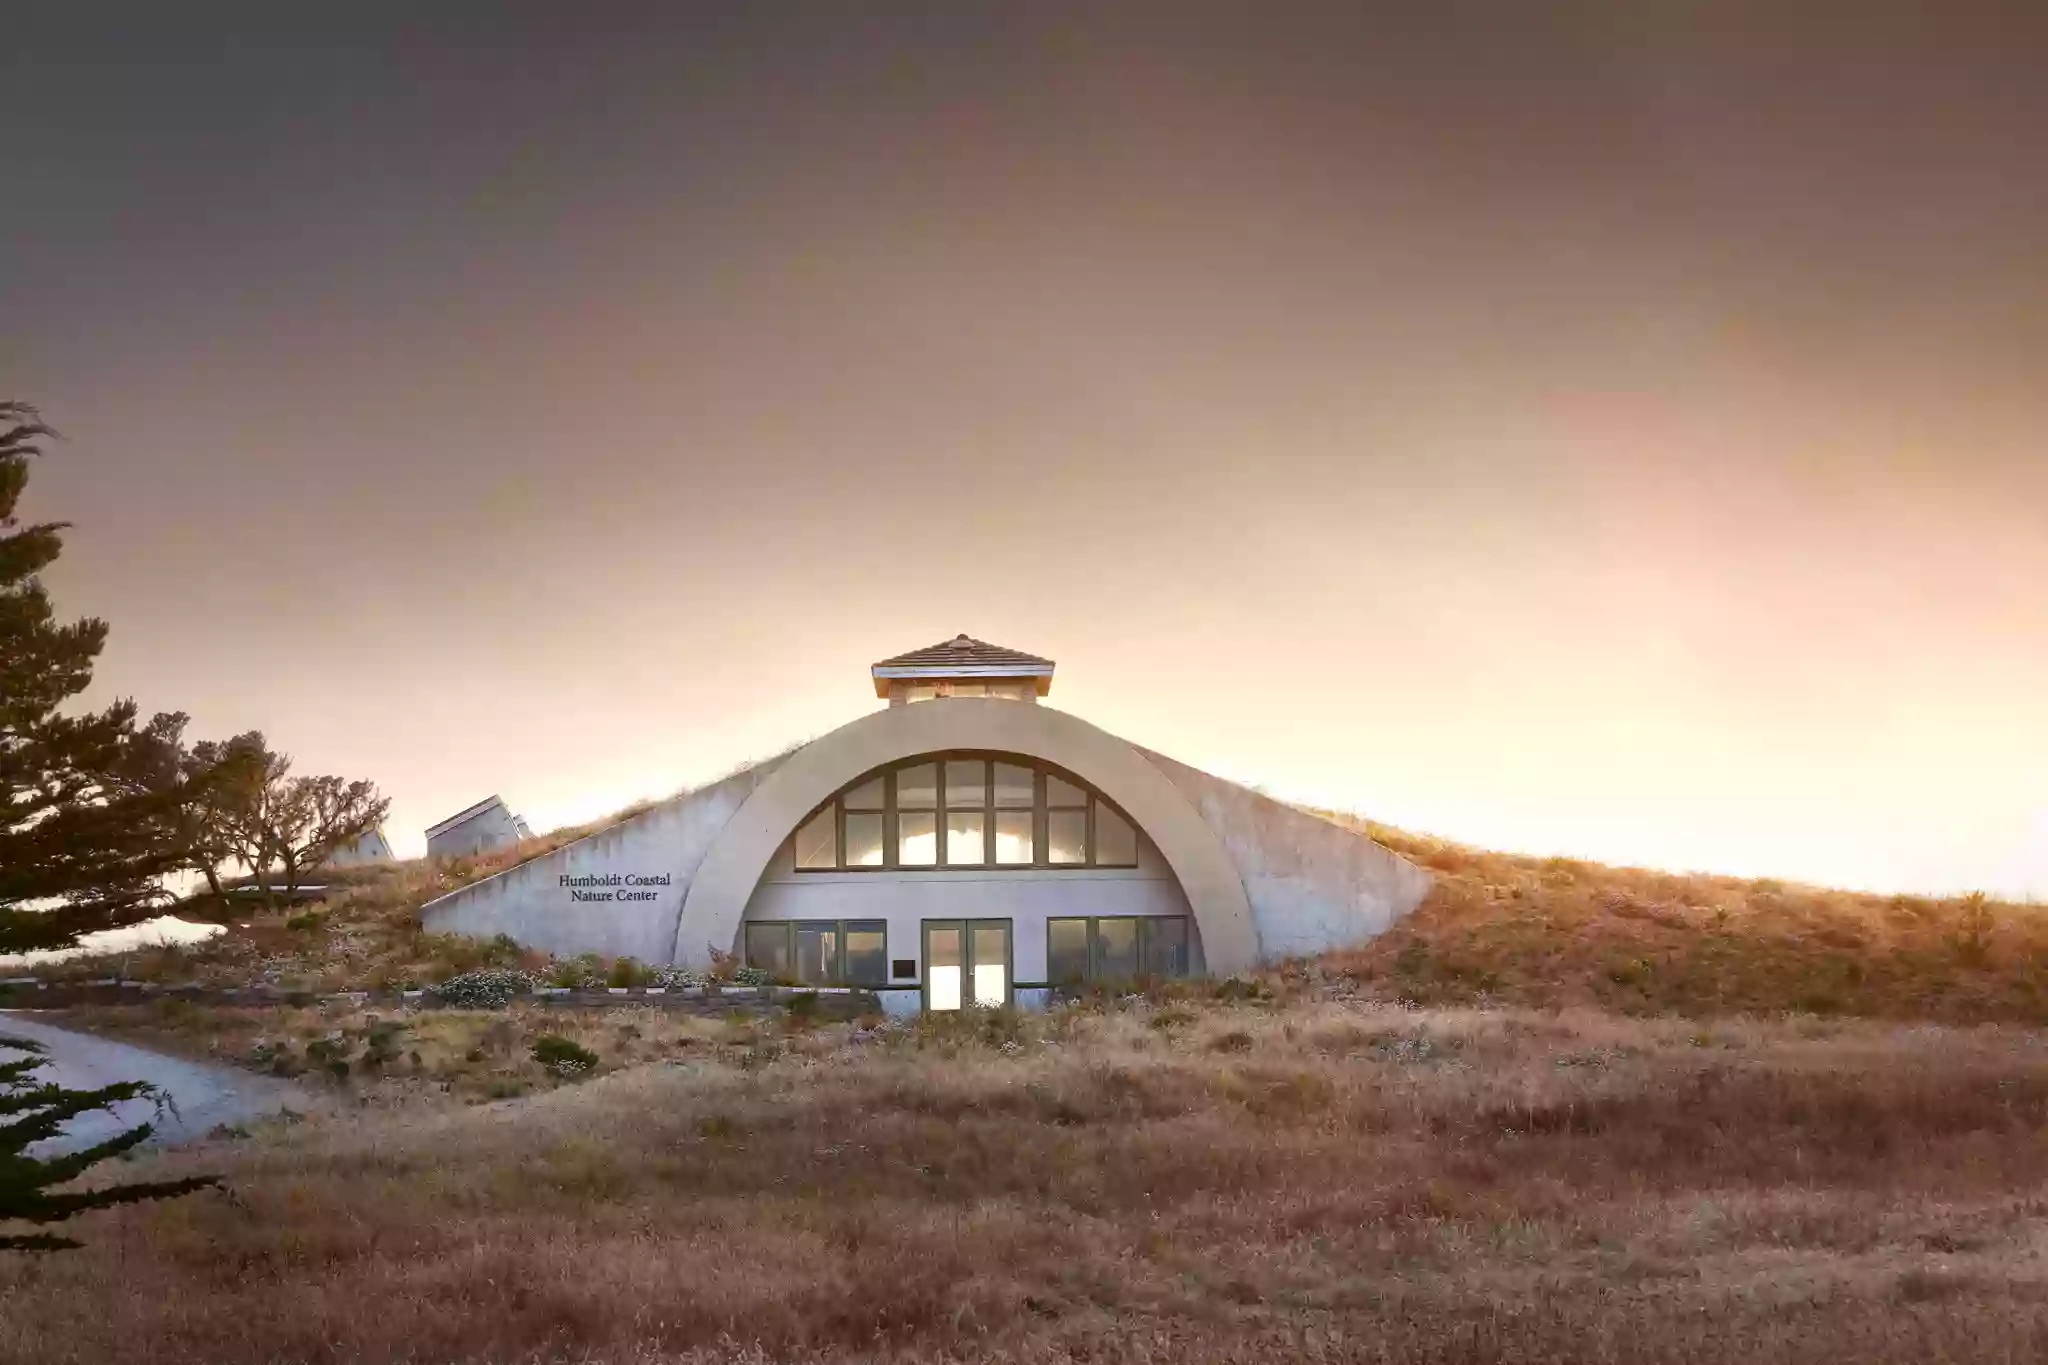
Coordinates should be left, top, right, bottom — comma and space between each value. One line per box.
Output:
891, 959, 916, 979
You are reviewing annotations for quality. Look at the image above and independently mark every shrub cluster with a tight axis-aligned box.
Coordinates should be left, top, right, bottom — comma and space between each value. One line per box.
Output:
530, 1034, 599, 1077
645, 963, 777, 989
546, 954, 608, 989
606, 957, 656, 988
430, 969, 538, 1008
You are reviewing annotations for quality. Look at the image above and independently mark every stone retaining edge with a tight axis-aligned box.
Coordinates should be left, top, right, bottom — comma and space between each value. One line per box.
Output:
0, 980, 894, 1013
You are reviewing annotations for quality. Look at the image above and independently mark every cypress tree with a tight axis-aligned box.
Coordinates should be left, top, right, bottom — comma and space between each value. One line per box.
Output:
0, 404, 220, 1248
0, 1036, 218, 1251
0, 401, 188, 953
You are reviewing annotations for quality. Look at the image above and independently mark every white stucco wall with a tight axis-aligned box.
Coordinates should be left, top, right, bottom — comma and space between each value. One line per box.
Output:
419, 763, 783, 962
741, 827, 1199, 986
411, 710, 1430, 979
1138, 748, 1433, 960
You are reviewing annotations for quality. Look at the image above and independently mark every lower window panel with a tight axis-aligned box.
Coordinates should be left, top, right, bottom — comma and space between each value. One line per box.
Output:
794, 924, 839, 985
1047, 917, 1091, 986
743, 920, 888, 986
1046, 916, 1189, 987
1094, 918, 1140, 980
744, 923, 792, 981
844, 924, 887, 985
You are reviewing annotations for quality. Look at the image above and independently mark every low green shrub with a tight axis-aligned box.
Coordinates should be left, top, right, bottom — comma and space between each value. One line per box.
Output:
361, 1019, 407, 1069
247, 1040, 301, 1076
482, 934, 526, 967
1211, 976, 1275, 1003
531, 1034, 599, 1078
607, 957, 654, 989
305, 1032, 354, 1080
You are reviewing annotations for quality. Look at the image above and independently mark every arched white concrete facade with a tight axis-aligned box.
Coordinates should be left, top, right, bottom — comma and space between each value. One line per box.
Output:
675, 700, 1260, 974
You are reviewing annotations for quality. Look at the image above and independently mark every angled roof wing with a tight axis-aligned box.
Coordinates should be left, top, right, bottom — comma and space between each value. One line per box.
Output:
424, 795, 511, 839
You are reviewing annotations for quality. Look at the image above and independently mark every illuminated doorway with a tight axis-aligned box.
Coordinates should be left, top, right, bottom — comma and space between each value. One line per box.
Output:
921, 919, 1011, 1011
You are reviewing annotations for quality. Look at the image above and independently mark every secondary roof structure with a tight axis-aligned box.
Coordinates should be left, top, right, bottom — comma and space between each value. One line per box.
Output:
326, 826, 394, 867
425, 794, 529, 861
870, 633, 1056, 698
425, 796, 513, 841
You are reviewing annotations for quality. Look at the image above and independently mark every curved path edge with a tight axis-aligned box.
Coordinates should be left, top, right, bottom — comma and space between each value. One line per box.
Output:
0, 1011, 300, 1155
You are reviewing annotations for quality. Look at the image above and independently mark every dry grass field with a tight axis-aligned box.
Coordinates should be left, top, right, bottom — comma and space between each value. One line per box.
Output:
41, 999, 752, 1104
14, 815, 2048, 1361
8, 998, 2048, 1364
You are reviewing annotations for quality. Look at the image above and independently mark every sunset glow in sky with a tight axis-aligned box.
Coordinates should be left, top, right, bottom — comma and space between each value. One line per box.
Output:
5, 4, 2044, 898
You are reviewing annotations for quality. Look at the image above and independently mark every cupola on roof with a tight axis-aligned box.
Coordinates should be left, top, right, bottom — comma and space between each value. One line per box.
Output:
870, 634, 1056, 698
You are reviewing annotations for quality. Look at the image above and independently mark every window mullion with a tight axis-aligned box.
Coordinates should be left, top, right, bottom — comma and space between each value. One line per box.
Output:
1034, 769, 1046, 868
884, 771, 896, 870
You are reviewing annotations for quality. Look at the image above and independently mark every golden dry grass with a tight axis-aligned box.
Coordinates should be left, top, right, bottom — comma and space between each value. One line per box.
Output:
1311, 816, 2048, 1023
8, 1000, 2048, 1363
46, 1000, 752, 1103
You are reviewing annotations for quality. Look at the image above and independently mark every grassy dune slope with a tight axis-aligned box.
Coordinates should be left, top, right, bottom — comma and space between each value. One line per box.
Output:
7, 1002, 2048, 1364
1310, 816, 2048, 1023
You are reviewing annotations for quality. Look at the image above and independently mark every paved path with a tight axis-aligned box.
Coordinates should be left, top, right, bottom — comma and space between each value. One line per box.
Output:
0, 1012, 299, 1154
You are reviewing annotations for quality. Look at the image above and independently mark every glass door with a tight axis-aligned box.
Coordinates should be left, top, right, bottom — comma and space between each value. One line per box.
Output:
970, 921, 1010, 1007
921, 919, 1011, 1011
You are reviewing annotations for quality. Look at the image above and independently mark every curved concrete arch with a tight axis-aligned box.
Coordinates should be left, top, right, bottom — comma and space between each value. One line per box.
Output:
674, 701, 1260, 974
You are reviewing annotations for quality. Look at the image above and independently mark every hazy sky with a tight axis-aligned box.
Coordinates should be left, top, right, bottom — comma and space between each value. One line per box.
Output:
5, 3, 2044, 896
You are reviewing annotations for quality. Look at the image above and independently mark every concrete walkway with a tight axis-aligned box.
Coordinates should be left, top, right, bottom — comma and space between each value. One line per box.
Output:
0, 1012, 299, 1154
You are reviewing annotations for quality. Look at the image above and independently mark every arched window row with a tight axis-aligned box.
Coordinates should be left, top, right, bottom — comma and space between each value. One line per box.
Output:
793, 754, 1139, 872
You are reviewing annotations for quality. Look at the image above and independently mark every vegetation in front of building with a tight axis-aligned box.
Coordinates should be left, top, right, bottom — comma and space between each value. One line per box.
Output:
529, 1034, 599, 1077
8, 997, 2048, 1360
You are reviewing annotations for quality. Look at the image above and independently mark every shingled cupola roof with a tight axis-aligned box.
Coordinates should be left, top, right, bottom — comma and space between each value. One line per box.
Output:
870, 634, 1056, 698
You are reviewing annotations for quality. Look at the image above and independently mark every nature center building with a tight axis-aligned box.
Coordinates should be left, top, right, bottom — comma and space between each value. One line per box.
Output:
421, 636, 1431, 1013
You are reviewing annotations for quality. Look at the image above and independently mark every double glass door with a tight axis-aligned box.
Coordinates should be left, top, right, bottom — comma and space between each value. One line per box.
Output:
922, 919, 1011, 1011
